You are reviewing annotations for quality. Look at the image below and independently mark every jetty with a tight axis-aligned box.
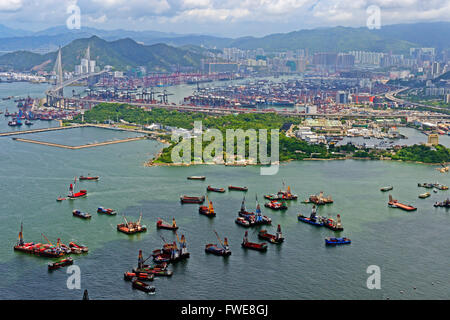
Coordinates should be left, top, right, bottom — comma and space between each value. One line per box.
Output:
12, 136, 146, 149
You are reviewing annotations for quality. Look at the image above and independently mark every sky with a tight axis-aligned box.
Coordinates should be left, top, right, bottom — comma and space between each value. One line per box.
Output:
0, 0, 449, 37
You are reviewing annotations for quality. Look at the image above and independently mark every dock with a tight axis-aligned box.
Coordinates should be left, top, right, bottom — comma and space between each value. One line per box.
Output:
12, 136, 147, 149
0, 124, 89, 137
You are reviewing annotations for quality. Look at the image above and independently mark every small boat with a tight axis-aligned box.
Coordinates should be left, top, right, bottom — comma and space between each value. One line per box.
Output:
48, 257, 74, 270
199, 196, 216, 217
117, 213, 147, 234
258, 225, 284, 244
79, 176, 99, 181
241, 231, 267, 251
187, 176, 206, 180
235, 217, 250, 227
325, 237, 351, 245
306, 192, 333, 205
72, 210, 92, 219
124, 272, 154, 282
8, 120, 22, 126
418, 183, 434, 189
388, 195, 417, 211
132, 278, 155, 293
69, 242, 88, 253
419, 192, 431, 199
24, 120, 33, 126
434, 198, 450, 208
264, 200, 288, 210
207, 185, 226, 193
228, 186, 248, 191
56, 197, 66, 202
180, 195, 205, 204
433, 188, 438, 193
380, 186, 393, 192
205, 231, 231, 256
434, 183, 449, 190
97, 207, 116, 215
156, 218, 178, 230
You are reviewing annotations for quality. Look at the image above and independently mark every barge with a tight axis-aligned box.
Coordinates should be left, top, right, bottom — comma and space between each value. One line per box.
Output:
117, 213, 147, 234
199, 197, 216, 217
388, 195, 417, 211
180, 195, 205, 204
241, 231, 267, 251
325, 237, 351, 245
205, 231, 231, 256
258, 225, 284, 244
72, 210, 91, 219
48, 257, 74, 271
264, 200, 287, 210
228, 186, 248, 191
156, 218, 178, 230
207, 185, 226, 193
97, 207, 116, 215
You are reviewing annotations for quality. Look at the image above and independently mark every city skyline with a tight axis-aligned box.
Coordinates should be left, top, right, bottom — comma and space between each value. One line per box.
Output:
0, 0, 449, 37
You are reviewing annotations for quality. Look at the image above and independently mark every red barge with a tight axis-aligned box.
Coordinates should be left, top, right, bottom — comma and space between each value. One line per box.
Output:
228, 186, 248, 191
205, 231, 231, 256
388, 195, 417, 211
67, 178, 87, 199
133, 251, 173, 276
79, 176, 99, 181
258, 225, 284, 244
117, 213, 147, 234
241, 231, 267, 251
156, 218, 178, 230
207, 185, 226, 193
180, 195, 205, 204
152, 233, 190, 263
199, 197, 216, 217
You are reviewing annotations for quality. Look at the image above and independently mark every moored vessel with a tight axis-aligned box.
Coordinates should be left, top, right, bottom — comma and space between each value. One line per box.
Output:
199, 196, 216, 217
180, 195, 205, 204
205, 231, 231, 256
207, 185, 226, 193
228, 185, 248, 191
156, 218, 178, 230
67, 177, 87, 199
132, 278, 155, 293
388, 195, 417, 211
117, 213, 147, 234
264, 200, 288, 210
419, 192, 431, 199
380, 186, 393, 192
241, 231, 267, 251
187, 176, 206, 180
79, 176, 99, 181
258, 225, 284, 244
325, 237, 351, 245
297, 205, 324, 226
48, 257, 74, 271
72, 210, 92, 219
97, 207, 116, 215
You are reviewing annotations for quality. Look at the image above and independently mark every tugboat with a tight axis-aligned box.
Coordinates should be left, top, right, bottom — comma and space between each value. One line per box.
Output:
205, 231, 231, 256
419, 192, 431, 199
380, 186, 393, 192
434, 198, 450, 208
24, 120, 33, 126
69, 242, 88, 253
388, 195, 417, 211
258, 225, 284, 244
297, 205, 324, 226
321, 214, 344, 231
124, 272, 154, 282
156, 218, 178, 231
207, 185, 226, 193
304, 192, 333, 205
180, 195, 205, 204
228, 186, 248, 192
48, 257, 74, 271
132, 278, 155, 293
97, 207, 116, 215
152, 232, 190, 263
187, 176, 206, 180
8, 118, 22, 126
56, 196, 66, 202
72, 210, 92, 219
264, 200, 288, 210
199, 196, 216, 217
117, 213, 147, 234
67, 178, 87, 199
241, 231, 267, 251
434, 183, 449, 190
418, 183, 434, 189
325, 237, 351, 246
133, 250, 173, 276
79, 175, 99, 181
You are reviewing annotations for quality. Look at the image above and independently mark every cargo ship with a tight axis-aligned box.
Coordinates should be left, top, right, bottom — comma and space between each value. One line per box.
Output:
297, 206, 324, 226
207, 185, 225, 193
48, 257, 74, 271
325, 237, 351, 246
199, 196, 216, 217
303, 191, 333, 205
205, 231, 231, 256
321, 214, 344, 231
264, 200, 288, 210
67, 177, 87, 199
241, 231, 267, 251
97, 207, 116, 215
124, 272, 154, 282
264, 184, 298, 201
388, 195, 417, 211
117, 213, 147, 234
133, 251, 173, 276
156, 218, 178, 230
228, 186, 248, 191
152, 232, 190, 263
132, 279, 155, 293
235, 217, 250, 227
258, 225, 284, 244
72, 210, 92, 219
13, 223, 70, 258
180, 195, 205, 204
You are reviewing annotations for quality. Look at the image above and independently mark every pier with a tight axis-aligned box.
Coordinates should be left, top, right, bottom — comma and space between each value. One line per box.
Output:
0, 124, 89, 137
12, 136, 147, 150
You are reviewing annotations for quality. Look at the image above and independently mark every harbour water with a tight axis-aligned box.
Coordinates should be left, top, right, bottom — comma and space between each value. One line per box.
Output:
0, 82, 449, 300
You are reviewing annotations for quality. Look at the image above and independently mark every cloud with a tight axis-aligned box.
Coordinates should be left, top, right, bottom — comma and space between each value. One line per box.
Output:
0, 0, 448, 36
